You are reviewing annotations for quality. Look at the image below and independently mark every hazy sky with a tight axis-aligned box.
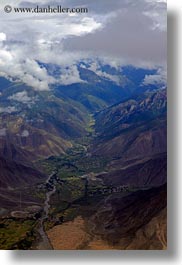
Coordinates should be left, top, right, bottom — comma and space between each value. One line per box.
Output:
0, 0, 167, 90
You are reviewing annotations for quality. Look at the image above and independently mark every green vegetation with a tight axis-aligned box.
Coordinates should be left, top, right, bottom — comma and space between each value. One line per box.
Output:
62, 207, 81, 222
0, 219, 37, 250
29, 189, 46, 201
39, 143, 108, 177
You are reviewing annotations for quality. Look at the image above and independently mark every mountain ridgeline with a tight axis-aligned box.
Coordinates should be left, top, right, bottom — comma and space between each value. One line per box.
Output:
0, 65, 167, 250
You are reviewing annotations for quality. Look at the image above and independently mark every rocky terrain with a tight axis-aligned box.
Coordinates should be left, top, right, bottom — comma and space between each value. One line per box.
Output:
47, 186, 167, 250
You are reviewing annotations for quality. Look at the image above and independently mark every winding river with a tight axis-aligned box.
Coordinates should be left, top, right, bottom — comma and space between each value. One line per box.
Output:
36, 172, 57, 250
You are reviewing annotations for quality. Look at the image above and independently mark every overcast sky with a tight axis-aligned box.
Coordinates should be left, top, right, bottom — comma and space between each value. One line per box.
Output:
0, 0, 167, 90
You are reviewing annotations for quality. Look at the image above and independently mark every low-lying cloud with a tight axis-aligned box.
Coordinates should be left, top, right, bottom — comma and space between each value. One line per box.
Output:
0, 0, 167, 90
142, 68, 167, 86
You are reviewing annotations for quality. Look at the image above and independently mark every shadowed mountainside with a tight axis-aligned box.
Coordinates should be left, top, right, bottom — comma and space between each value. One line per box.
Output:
97, 153, 167, 188
89, 184, 167, 249
93, 90, 167, 160
0, 156, 45, 189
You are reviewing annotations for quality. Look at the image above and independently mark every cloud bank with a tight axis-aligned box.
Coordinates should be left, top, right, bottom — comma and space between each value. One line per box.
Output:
0, 0, 167, 90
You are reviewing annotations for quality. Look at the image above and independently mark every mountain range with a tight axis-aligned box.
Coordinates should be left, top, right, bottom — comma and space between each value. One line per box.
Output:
0, 64, 167, 249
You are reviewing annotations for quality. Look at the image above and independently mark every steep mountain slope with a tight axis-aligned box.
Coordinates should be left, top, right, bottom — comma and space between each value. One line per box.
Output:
98, 153, 167, 188
0, 154, 46, 209
89, 184, 167, 249
0, 138, 34, 165
54, 72, 128, 112
91, 89, 167, 191
54, 65, 161, 113
1, 84, 89, 137
95, 89, 166, 139
0, 156, 45, 189
92, 90, 167, 162
0, 83, 88, 160
0, 116, 72, 160
0, 68, 146, 161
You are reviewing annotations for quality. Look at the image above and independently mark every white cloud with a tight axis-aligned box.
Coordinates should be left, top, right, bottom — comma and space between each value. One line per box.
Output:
60, 65, 84, 85
0, 106, 17, 113
0, 32, 6, 42
86, 61, 120, 84
0, 0, 167, 89
143, 11, 166, 32
0, 50, 55, 90
0, 3, 102, 89
8, 90, 37, 104
143, 0, 167, 32
142, 68, 167, 86
21, 130, 29, 137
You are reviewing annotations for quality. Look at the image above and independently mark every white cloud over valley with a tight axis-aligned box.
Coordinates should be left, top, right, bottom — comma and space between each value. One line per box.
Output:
142, 68, 167, 86
8, 90, 38, 104
0, 0, 167, 90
